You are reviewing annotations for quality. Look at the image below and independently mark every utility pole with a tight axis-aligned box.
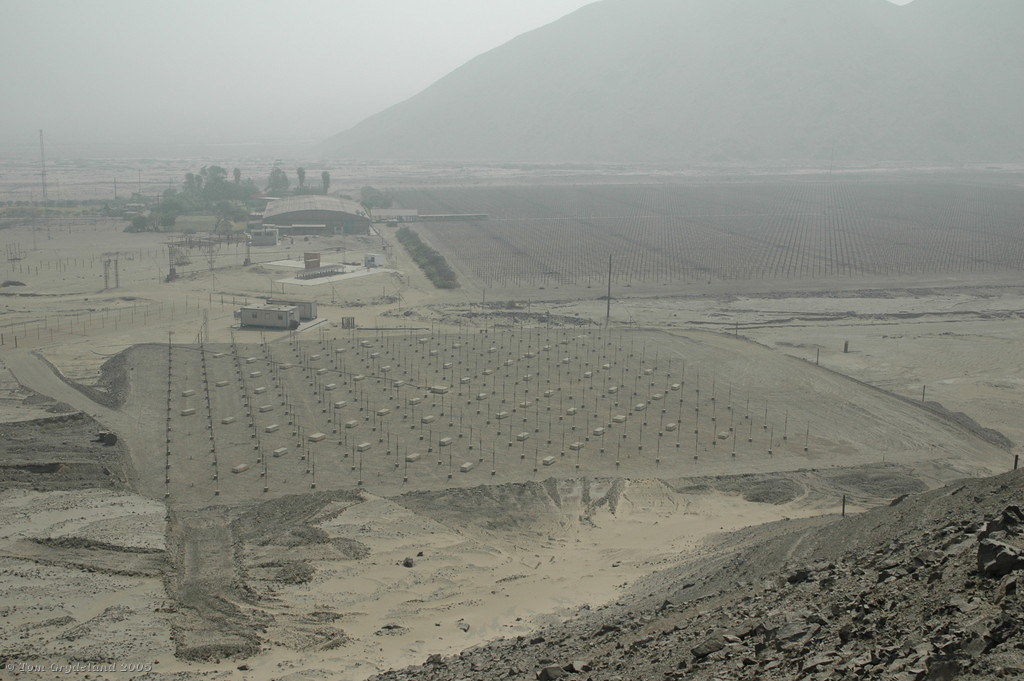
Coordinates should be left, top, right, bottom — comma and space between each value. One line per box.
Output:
102, 252, 120, 289
38, 130, 48, 204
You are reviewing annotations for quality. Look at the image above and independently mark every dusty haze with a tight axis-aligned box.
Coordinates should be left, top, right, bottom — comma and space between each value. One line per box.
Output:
324, 0, 1024, 164
0, 0, 594, 159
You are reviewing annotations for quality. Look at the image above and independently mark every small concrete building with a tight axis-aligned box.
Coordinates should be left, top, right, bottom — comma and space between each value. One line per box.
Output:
267, 297, 317, 321
364, 253, 384, 268
249, 227, 278, 246
237, 305, 300, 329
372, 208, 419, 223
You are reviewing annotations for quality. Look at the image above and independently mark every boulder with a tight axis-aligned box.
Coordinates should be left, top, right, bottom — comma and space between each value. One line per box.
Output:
691, 636, 726, 659
536, 665, 566, 680
982, 506, 1024, 538
978, 539, 1024, 577
924, 659, 959, 681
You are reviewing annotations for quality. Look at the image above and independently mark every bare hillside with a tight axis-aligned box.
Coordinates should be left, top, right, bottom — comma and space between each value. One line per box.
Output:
371, 469, 1024, 681
324, 0, 1024, 164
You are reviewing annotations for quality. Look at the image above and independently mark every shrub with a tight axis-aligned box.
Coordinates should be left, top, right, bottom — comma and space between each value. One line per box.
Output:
396, 226, 459, 289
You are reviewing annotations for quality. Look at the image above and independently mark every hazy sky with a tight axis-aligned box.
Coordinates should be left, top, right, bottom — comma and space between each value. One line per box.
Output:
1, 0, 596, 158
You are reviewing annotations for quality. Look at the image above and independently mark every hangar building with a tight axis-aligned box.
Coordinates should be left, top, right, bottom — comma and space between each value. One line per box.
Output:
261, 196, 371, 235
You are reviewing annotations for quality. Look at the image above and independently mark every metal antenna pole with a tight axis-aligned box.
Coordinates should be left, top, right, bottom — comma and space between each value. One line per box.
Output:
605, 253, 612, 326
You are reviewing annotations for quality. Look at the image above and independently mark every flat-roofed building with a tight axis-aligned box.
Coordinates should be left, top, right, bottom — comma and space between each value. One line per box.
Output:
237, 305, 300, 329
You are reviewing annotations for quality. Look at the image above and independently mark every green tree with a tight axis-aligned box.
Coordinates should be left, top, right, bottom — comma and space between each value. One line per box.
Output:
126, 213, 155, 232
213, 201, 246, 232
201, 166, 231, 201
183, 172, 203, 199
233, 167, 241, 184
360, 186, 392, 210
296, 167, 306, 187
155, 194, 184, 226
321, 170, 330, 194
267, 167, 289, 195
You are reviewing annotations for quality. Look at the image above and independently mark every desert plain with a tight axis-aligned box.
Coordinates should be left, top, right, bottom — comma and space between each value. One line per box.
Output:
0, 162, 1022, 681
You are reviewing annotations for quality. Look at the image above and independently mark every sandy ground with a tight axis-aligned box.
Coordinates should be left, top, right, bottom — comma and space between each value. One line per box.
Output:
217, 481, 820, 680
2, 174, 1023, 679
0, 489, 172, 673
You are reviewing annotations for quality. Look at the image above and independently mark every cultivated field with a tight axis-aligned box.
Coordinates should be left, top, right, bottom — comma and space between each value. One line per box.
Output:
397, 179, 1024, 288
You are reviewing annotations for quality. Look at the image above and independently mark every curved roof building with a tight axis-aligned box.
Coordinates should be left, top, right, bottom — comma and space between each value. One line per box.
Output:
262, 196, 371, 235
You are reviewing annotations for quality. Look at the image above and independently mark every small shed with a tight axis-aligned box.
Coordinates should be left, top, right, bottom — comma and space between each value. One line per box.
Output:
237, 305, 299, 330
267, 297, 317, 321
249, 227, 278, 246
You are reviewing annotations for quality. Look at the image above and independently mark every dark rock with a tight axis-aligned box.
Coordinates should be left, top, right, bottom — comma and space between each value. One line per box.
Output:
772, 620, 817, 643
564, 660, 590, 673
787, 568, 811, 584
913, 550, 944, 566
402, 557, 415, 568
802, 653, 836, 672
691, 636, 725, 659
959, 631, 989, 657
375, 624, 407, 636
850, 651, 873, 668
988, 612, 1020, 647
995, 574, 1020, 603
536, 665, 566, 680
924, 659, 959, 681
732, 620, 764, 639
983, 506, 1024, 538
978, 539, 1024, 577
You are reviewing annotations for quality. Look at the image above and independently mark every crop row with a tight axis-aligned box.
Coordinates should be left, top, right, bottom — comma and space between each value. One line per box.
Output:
393, 181, 1024, 287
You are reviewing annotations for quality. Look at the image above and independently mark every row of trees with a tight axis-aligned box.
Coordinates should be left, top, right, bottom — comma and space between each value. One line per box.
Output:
123, 164, 335, 232
183, 165, 258, 203
396, 226, 459, 288
126, 200, 248, 233
124, 165, 259, 232
267, 167, 331, 196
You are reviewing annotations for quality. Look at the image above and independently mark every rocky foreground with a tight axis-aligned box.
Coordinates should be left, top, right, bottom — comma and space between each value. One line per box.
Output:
370, 469, 1024, 681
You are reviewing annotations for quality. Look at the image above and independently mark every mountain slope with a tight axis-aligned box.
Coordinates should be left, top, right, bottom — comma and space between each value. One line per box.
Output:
323, 0, 1024, 164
